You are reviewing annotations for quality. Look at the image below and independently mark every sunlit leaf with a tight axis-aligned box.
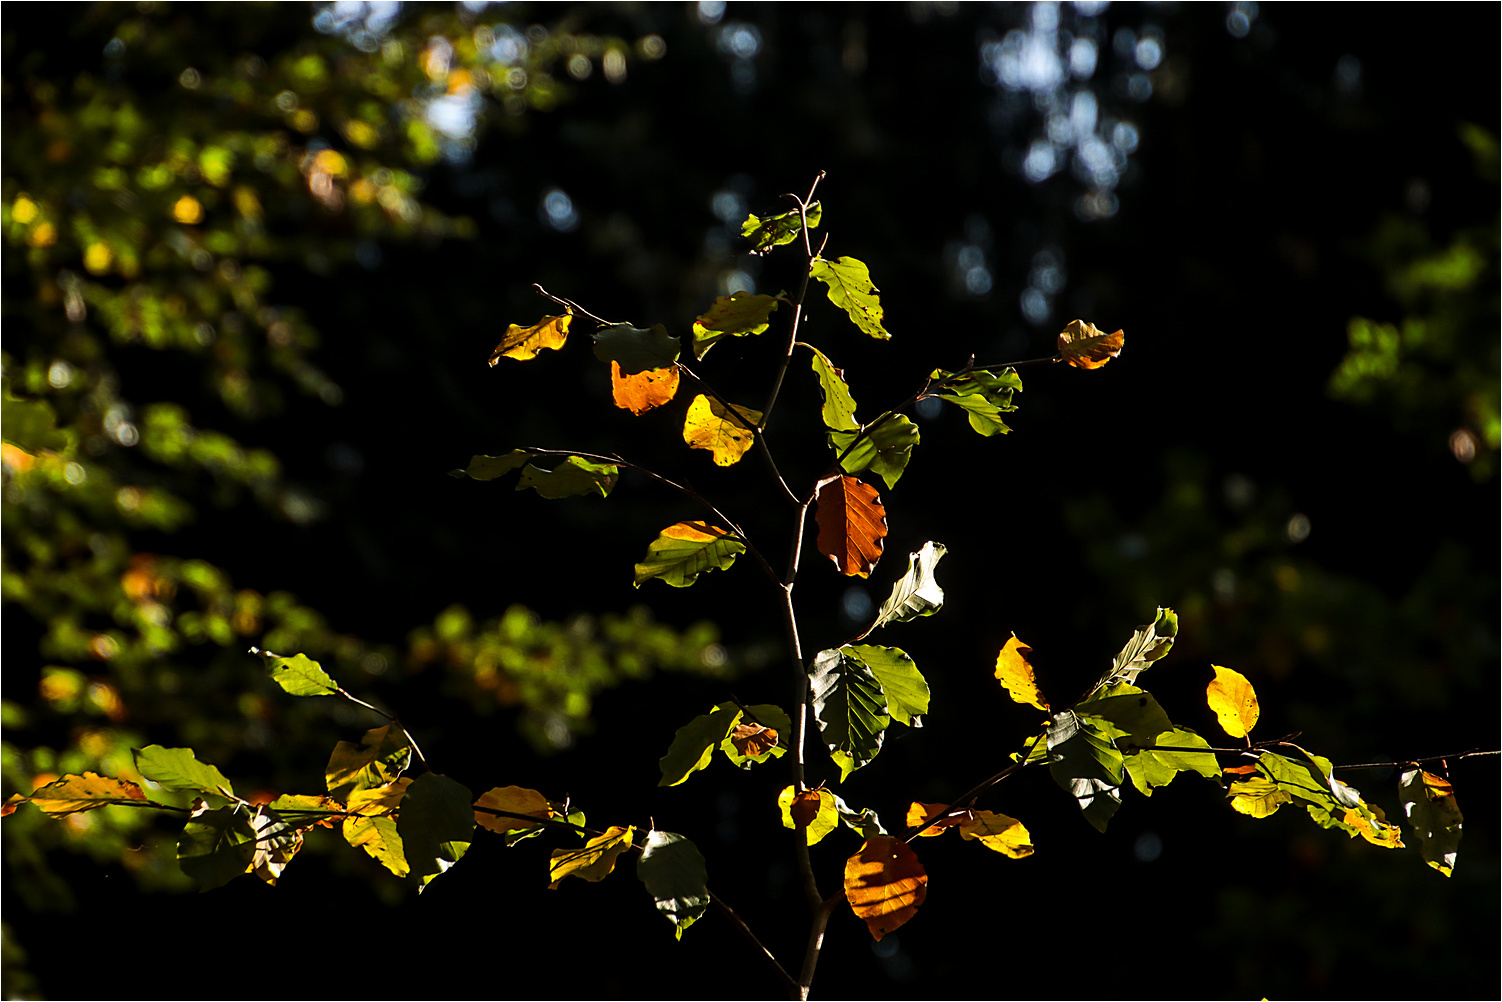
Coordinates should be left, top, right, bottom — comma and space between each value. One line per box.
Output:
844, 836, 927, 940
741, 201, 820, 255
994, 634, 1050, 713
1400, 767, 1463, 876
809, 346, 858, 431
397, 772, 474, 891
1123, 726, 1221, 796
474, 785, 554, 835
658, 704, 741, 787
1228, 776, 1290, 818
1343, 802, 1404, 848
343, 779, 412, 877
636, 830, 710, 939
682, 394, 762, 466
958, 810, 1034, 859
811, 256, 889, 340
870, 541, 946, 630
814, 474, 887, 578
549, 825, 634, 887
1207, 665, 1259, 739
515, 455, 619, 499
248, 805, 304, 886
610, 361, 679, 415
1092, 607, 1177, 694
1078, 683, 1174, 746
257, 650, 339, 697
930, 368, 1022, 436
178, 804, 256, 890
133, 745, 235, 799
632, 521, 745, 588
849, 645, 929, 727
720, 703, 790, 768
1046, 710, 1123, 832
779, 786, 839, 846
489, 314, 571, 365
593, 322, 680, 374
691, 292, 780, 359
904, 801, 967, 836
1057, 319, 1124, 369
8, 772, 151, 816
324, 724, 411, 800
829, 414, 919, 489
809, 647, 890, 781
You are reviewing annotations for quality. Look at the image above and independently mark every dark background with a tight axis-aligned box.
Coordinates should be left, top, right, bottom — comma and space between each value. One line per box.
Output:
3, 4, 1497, 998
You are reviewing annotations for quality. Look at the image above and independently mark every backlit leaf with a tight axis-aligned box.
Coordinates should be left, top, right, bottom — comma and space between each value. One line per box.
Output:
1057, 319, 1124, 369
812, 256, 889, 340
637, 830, 710, 939
11, 772, 150, 816
871, 541, 946, 630
1228, 776, 1290, 818
1046, 710, 1124, 832
809, 346, 859, 431
398, 772, 474, 891
324, 724, 411, 800
451, 450, 531, 481
779, 786, 839, 845
1207, 665, 1259, 739
958, 810, 1034, 859
930, 367, 1022, 436
994, 634, 1050, 713
829, 414, 919, 489
343, 778, 412, 877
1344, 803, 1404, 848
515, 455, 619, 499
248, 805, 304, 886
593, 322, 680, 375
632, 521, 745, 588
489, 314, 571, 365
720, 703, 790, 768
905, 801, 967, 837
809, 647, 890, 781
133, 745, 235, 799
741, 201, 820, 255
691, 292, 780, 359
814, 474, 887, 578
474, 785, 554, 835
1400, 767, 1463, 876
259, 651, 339, 697
1093, 607, 1177, 693
658, 704, 741, 787
610, 361, 679, 415
682, 394, 762, 466
549, 826, 634, 887
844, 836, 927, 940
1123, 726, 1221, 796
178, 804, 256, 890
849, 645, 929, 727
1077, 684, 1173, 746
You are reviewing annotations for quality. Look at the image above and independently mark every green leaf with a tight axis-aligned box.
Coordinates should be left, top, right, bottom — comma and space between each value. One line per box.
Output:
871, 541, 946, 630
658, 705, 741, 787
324, 724, 412, 800
808, 648, 890, 781
133, 745, 235, 799
808, 346, 859, 431
1077, 684, 1174, 745
1046, 710, 1124, 832
451, 450, 532, 481
834, 796, 888, 838
178, 805, 256, 890
830, 415, 920, 489
397, 772, 474, 891
811, 256, 889, 340
1, 393, 69, 452
720, 703, 791, 768
691, 292, 780, 359
593, 322, 680, 374
741, 202, 820, 255
632, 521, 745, 588
1123, 726, 1222, 796
847, 645, 929, 727
1091, 607, 1178, 694
256, 651, 339, 697
636, 830, 710, 939
1399, 767, 1463, 877
930, 368, 1022, 437
515, 455, 618, 499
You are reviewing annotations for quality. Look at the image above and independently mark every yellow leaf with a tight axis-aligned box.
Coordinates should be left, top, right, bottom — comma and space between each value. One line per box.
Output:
813, 474, 887, 578
548, 825, 634, 887
994, 634, 1050, 712
610, 361, 679, 415
1343, 804, 1404, 848
1228, 776, 1290, 818
172, 195, 204, 225
682, 394, 762, 466
1207, 665, 1259, 738
844, 836, 928, 941
488, 314, 572, 365
958, 810, 1034, 859
342, 778, 412, 877
13, 772, 149, 815
904, 801, 968, 836
474, 785, 554, 834
1057, 319, 1124, 369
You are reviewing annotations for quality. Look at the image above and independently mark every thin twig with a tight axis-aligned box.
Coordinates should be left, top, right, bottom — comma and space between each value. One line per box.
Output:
711, 890, 800, 995
532, 282, 613, 326
1333, 748, 1500, 770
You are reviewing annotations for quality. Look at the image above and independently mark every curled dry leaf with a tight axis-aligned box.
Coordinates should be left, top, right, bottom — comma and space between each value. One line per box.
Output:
1057, 319, 1123, 369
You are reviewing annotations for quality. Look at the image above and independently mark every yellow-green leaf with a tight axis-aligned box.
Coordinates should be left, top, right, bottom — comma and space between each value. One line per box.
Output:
549, 825, 634, 887
1207, 665, 1259, 738
812, 256, 889, 340
691, 292, 780, 359
994, 634, 1050, 712
632, 521, 745, 588
342, 778, 413, 877
778, 786, 839, 846
489, 314, 571, 364
682, 394, 762, 466
958, 810, 1034, 859
1228, 775, 1290, 817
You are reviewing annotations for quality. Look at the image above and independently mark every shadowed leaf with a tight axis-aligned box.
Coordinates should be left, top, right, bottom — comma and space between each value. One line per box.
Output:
398, 772, 474, 891
809, 647, 889, 781
637, 830, 710, 939
1047, 710, 1124, 832
691, 292, 780, 358
844, 836, 927, 940
178, 804, 256, 890
593, 322, 680, 374
829, 415, 919, 489
1400, 767, 1463, 876
324, 724, 411, 800
474, 785, 554, 835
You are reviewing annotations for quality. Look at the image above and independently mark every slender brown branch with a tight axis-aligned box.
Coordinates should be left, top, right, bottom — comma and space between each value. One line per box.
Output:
796, 894, 843, 999
903, 758, 1030, 843
531, 282, 613, 326
761, 173, 827, 427
1333, 748, 1500, 770
711, 890, 800, 995
334, 689, 429, 769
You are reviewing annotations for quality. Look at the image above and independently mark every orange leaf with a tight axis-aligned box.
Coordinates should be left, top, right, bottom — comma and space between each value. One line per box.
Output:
904, 801, 970, 836
488, 314, 571, 365
789, 789, 824, 829
993, 634, 1050, 712
813, 474, 887, 578
729, 722, 778, 758
1057, 319, 1124, 369
610, 361, 680, 415
844, 835, 928, 940
474, 785, 554, 834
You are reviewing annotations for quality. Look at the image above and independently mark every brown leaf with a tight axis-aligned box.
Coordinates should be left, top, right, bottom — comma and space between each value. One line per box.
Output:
1057, 319, 1123, 369
610, 361, 680, 415
844, 835, 928, 940
729, 722, 778, 758
814, 474, 887, 578
489, 314, 571, 365
789, 789, 824, 829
